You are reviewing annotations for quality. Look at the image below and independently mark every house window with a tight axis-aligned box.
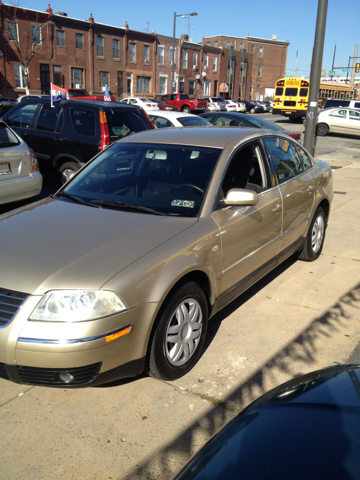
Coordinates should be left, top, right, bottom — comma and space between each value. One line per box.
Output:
76, 34, 84, 50
207, 42, 210, 46
180, 76, 185, 93
14, 64, 25, 88
127, 72, 133, 94
159, 76, 167, 94
158, 46, 164, 64
170, 47, 176, 65
227, 41, 230, 48
214, 41, 218, 47
144, 45, 149, 63
136, 76, 150, 93
203, 81, 210, 96
31, 25, 41, 45
259, 46, 263, 57
239, 42, 243, 51
8, 21, 18, 41
71, 67, 84, 88
97, 37, 104, 56
213, 57, 217, 71
183, 51, 188, 69
56, 30, 65, 47
113, 40, 119, 59
100, 71, 109, 89
204, 55, 209, 70
189, 80, 195, 96
251, 45, 255, 53
130, 43, 136, 61
53, 65, 62, 86
193, 53, 198, 69
257, 65, 262, 77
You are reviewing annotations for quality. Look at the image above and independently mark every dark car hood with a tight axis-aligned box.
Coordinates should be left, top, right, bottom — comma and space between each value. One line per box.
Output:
0, 197, 197, 295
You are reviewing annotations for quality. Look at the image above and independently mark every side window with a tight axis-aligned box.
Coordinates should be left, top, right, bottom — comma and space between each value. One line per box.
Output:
296, 146, 312, 170
264, 137, 304, 183
349, 110, 360, 120
330, 109, 346, 118
222, 142, 267, 196
69, 109, 96, 136
150, 116, 173, 129
161, 95, 169, 101
129, 99, 138, 104
6, 104, 38, 128
36, 105, 63, 132
169, 95, 177, 101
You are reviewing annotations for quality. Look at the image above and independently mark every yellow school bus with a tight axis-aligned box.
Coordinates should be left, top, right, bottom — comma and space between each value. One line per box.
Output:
272, 77, 309, 122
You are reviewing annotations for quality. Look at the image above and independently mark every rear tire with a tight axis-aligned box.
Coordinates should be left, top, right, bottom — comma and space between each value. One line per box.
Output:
250, 108, 256, 114
148, 282, 208, 381
316, 123, 329, 136
182, 106, 191, 113
59, 161, 80, 176
298, 207, 327, 262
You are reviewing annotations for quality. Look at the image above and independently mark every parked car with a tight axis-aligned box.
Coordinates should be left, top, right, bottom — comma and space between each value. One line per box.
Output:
151, 99, 179, 112
120, 97, 159, 111
148, 111, 211, 128
0, 97, 17, 116
258, 100, 272, 112
316, 107, 360, 137
321, 98, 360, 111
242, 100, 257, 113
2, 98, 154, 176
0, 127, 332, 387
224, 100, 237, 112
200, 111, 302, 140
225, 100, 246, 113
173, 364, 360, 480
253, 102, 266, 113
203, 97, 227, 112
65, 88, 115, 102
17, 94, 49, 103
0, 120, 42, 205
160, 94, 207, 113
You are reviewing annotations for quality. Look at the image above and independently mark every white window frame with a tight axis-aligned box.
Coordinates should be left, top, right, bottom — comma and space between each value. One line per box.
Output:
213, 56, 217, 72
159, 75, 167, 94
203, 81, 210, 96
8, 21, 18, 42
204, 55, 209, 70
31, 25, 42, 45
183, 51, 188, 69
158, 45, 164, 65
14, 64, 26, 88
193, 53, 198, 69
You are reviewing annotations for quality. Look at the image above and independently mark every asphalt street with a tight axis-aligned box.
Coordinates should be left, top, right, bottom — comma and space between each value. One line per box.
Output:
1, 113, 360, 480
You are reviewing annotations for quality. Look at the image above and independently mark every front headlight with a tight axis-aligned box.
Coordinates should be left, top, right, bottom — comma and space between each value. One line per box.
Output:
30, 290, 126, 322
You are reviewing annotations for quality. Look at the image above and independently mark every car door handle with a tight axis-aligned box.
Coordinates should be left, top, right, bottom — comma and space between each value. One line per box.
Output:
307, 185, 314, 193
272, 203, 282, 213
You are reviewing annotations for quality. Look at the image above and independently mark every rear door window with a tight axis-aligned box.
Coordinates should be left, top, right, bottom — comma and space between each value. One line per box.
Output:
69, 108, 96, 136
264, 137, 304, 183
105, 108, 151, 141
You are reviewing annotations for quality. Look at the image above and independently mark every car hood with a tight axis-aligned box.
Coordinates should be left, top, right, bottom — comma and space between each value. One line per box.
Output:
0, 197, 197, 295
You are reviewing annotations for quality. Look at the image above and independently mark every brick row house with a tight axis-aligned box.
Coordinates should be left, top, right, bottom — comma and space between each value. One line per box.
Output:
0, 2, 288, 102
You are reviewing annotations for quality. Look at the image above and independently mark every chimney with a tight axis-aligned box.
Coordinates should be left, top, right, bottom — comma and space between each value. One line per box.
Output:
272, 34, 277, 40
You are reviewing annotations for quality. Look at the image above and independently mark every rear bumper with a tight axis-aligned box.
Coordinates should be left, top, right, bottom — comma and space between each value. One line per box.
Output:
0, 172, 43, 205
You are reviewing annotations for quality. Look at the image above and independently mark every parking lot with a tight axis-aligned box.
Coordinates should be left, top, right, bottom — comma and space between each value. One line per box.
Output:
1, 114, 360, 480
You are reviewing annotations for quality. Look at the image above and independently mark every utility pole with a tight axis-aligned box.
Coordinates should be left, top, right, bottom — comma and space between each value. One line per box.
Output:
304, 0, 328, 156
350, 44, 359, 86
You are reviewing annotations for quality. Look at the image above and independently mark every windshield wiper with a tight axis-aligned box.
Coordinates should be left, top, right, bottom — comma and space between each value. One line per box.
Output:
91, 200, 166, 216
55, 191, 101, 208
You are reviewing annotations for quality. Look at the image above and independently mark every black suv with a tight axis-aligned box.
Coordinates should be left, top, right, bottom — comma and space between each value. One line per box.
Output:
1, 98, 154, 176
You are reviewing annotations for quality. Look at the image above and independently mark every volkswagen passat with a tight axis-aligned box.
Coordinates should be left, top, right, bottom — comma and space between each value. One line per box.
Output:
0, 128, 333, 387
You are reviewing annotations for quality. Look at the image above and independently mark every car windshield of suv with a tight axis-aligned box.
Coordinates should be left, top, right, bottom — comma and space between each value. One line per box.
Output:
0, 124, 20, 146
63, 142, 221, 217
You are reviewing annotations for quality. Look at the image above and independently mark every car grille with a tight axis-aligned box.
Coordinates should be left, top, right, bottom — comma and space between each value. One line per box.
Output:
0, 288, 29, 327
16, 363, 102, 386
284, 101, 296, 107
0, 363, 9, 380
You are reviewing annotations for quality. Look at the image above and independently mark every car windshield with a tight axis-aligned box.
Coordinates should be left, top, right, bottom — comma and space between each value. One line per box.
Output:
0, 124, 20, 146
63, 142, 221, 217
177, 117, 211, 127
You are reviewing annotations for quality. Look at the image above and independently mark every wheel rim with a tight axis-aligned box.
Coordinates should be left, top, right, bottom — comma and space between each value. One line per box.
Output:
311, 214, 325, 253
62, 168, 75, 177
165, 298, 203, 367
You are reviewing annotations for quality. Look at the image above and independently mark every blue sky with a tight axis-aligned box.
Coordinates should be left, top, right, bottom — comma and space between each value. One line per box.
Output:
19, 0, 359, 79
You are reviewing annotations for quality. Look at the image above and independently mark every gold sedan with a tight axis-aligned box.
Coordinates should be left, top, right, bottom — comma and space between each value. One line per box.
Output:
0, 127, 333, 387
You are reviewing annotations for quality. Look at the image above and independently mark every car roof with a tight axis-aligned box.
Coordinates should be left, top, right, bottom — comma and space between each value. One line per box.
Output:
149, 111, 195, 118
12, 97, 140, 110
119, 126, 277, 148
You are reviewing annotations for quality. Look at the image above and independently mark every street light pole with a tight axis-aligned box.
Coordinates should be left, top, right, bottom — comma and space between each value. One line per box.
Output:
172, 12, 197, 94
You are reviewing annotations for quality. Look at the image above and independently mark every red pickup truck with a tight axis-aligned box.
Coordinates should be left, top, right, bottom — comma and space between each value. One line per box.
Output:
66, 89, 115, 102
160, 94, 207, 113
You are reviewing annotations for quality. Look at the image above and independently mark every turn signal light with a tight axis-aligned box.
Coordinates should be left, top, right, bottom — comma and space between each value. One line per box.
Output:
105, 325, 132, 343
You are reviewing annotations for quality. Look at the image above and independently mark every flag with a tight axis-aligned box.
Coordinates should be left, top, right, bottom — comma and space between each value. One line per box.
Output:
104, 85, 111, 102
51, 83, 68, 107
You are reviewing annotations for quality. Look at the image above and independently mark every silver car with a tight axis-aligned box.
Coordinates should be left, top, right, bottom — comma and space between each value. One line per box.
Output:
0, 128, 332, 387
317, 108, 360, 137
0, 121, 42, 205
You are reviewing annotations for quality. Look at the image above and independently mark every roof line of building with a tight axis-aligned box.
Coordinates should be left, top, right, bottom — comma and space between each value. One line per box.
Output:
203, 34, 289, 44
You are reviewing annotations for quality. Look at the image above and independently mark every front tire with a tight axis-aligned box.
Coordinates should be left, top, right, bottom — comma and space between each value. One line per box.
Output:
148, 282, 208, 381
316, 123, 329, 136
298, 207, 327, 262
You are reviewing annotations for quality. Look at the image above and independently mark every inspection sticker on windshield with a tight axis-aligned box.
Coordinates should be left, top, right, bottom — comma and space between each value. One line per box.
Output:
171, 199, 195, 208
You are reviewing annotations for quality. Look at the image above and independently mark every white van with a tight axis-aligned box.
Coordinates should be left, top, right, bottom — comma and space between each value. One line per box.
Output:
322, 98, 360, 110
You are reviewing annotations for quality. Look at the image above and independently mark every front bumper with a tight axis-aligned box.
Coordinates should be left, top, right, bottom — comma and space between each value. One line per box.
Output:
0, 293, 160, 387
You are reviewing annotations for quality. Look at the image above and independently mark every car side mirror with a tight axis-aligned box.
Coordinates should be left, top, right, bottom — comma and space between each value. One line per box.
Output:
223, 188, 259, 206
